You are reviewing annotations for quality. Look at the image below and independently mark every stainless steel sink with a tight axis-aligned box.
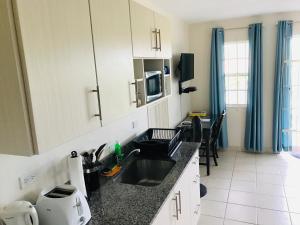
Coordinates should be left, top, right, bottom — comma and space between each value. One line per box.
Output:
116, 158, 176, 186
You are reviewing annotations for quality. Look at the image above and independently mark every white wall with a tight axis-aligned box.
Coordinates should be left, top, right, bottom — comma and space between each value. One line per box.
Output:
189, 11, 300, 151
0, 1, 191, 205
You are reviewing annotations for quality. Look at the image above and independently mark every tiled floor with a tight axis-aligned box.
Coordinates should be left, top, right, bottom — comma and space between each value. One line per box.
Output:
198, 149, 300, 225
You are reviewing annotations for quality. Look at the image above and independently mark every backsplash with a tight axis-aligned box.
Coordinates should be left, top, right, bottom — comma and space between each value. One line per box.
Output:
0, 107, 148, 206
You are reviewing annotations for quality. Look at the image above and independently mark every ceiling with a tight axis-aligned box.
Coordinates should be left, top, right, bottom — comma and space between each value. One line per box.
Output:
147, 0, 300, 22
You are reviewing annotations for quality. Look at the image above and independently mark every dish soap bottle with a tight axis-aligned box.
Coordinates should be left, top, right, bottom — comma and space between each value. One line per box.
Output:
114, 142, 123, 164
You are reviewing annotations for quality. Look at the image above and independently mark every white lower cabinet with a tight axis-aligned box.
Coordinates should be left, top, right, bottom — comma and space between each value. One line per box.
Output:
151, 150, 200, 225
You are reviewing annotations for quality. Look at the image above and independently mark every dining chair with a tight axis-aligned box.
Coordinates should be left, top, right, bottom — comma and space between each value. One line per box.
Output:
198, 110, 226, 176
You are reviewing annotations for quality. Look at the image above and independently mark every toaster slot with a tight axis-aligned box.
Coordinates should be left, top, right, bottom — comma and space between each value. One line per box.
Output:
45, 187, 75, 198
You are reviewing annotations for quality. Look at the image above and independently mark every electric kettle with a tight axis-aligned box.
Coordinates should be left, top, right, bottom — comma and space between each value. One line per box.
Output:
0, 201, 38, 225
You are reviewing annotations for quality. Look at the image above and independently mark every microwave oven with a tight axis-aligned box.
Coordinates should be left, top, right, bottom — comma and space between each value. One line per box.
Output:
145, 71, 163, 102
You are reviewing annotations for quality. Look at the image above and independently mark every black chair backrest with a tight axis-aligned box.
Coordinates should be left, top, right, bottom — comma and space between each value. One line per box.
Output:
209, 110, 226, 145
192, 116, 202, 142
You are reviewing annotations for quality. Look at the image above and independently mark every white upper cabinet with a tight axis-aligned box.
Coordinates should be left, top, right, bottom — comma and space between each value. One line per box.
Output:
130, 1, 172, 58
0, 0, 34, 156
90, 0, 136, 126
130, 1, 156, 58
0, 0, 100, 155
154, 13, 172, 58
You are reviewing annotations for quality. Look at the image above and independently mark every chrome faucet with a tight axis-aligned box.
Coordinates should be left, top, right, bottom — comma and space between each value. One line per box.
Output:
118, 149, 140, 165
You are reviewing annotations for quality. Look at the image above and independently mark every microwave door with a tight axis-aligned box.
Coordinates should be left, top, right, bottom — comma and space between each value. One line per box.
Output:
146, 75, 162, 102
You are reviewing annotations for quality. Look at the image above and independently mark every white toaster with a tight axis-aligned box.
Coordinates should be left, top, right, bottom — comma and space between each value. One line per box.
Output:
36, 185, 91, 225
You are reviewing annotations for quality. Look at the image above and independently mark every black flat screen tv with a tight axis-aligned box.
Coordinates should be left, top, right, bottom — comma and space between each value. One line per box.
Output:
178, 53, 194, 82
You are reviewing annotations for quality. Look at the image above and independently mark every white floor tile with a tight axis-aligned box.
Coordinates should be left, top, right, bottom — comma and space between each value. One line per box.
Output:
199, 148, 300, 225
232, 171, 256, 182
202, 188, 229, 202
284, 176, 300, 187
290, 213, 300, 225
256, 183, 285, 196
200, 200, 227, 218
287, 197, 300, 213
256, 194, 288, 211
285, 186, 300, 198
201, 177, 231, 189
256, 165, 282, 175
210, 170, 233, 179
231, 180, 256, 193
234, 164, 256, 172
228, 191, 257, 207
257, 174, 283, 185
257, 208, 291, 225
224, 220, 255, 225
198, 215, 223, 225
225, 203, 257, 224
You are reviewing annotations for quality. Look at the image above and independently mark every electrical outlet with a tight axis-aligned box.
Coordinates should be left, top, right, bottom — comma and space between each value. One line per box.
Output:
18, 172, 37, 190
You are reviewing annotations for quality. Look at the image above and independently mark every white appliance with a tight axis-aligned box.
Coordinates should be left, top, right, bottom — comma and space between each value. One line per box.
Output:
36, 185, 91, 225
0, 201, 38, 225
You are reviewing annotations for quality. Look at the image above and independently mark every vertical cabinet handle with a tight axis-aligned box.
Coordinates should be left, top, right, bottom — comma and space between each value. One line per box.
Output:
156, 29, 161, 51
92, 85, 102, 121
172, 196, 179, 220
194, 204, 201, 215
176, 191, 182, 214
130, 80, 138, 105
152, 29, 158, 50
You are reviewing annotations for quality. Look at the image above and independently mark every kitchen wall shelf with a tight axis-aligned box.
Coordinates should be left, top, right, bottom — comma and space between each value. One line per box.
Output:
133, 58, 172, 107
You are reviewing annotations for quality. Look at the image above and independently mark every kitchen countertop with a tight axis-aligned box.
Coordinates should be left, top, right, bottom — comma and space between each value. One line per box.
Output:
88, 142, 200, 225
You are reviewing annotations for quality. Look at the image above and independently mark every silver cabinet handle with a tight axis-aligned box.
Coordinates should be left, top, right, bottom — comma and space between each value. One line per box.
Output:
176, 191, 182, 214
156, 29, 161, 51
152, 29, 158, 50
172, 196, 179, 220
194, 204, 201, 214
92, 85, 102, 121
130, 80, 138, 104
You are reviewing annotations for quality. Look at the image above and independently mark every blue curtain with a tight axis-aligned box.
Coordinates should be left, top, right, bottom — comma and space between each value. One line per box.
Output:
245, 23, 264, 152
210, 28, 228, 149
273, 21, 293, 153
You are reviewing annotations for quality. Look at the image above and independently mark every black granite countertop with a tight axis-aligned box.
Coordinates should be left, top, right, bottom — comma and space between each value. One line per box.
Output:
88, 142, 200, 225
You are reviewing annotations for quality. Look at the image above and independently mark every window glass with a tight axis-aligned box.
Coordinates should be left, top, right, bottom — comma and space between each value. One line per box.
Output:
224, 41, 249, 106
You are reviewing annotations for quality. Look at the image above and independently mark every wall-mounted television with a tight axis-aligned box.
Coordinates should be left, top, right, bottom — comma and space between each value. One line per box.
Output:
178, 53, 194, 82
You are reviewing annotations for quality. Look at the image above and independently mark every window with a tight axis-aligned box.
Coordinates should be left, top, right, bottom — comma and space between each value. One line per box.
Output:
290, 35, 300, 148
224, 41, 249, 106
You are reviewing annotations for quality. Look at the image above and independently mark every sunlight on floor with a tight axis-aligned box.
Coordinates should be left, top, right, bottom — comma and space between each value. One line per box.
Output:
198, 148, 300, 225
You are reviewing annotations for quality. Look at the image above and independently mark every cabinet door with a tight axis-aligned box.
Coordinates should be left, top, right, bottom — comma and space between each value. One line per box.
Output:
0, 0, 34, 155
151, 192, 175, 225
176, 170, 192, 225
90, 0, 136, 126
154, 13, 172, 58
188, 152, 201, 225
130, 1, 156, 58
14, 0, 100, 153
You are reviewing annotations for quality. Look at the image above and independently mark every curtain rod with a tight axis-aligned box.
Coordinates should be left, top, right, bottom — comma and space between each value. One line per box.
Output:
224, 21, 300, 31
224, 27, 248, 31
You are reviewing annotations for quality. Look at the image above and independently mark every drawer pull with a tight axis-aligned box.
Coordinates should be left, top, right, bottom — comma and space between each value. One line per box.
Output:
92, 86, 102, 121
172, 196, 179, 220
176, 191, 182, 214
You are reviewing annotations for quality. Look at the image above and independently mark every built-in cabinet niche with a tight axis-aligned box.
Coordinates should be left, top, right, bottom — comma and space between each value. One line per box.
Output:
133, 58, 172, 108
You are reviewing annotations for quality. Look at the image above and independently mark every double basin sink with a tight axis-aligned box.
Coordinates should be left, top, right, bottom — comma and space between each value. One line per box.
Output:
115, 156, 176, 187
